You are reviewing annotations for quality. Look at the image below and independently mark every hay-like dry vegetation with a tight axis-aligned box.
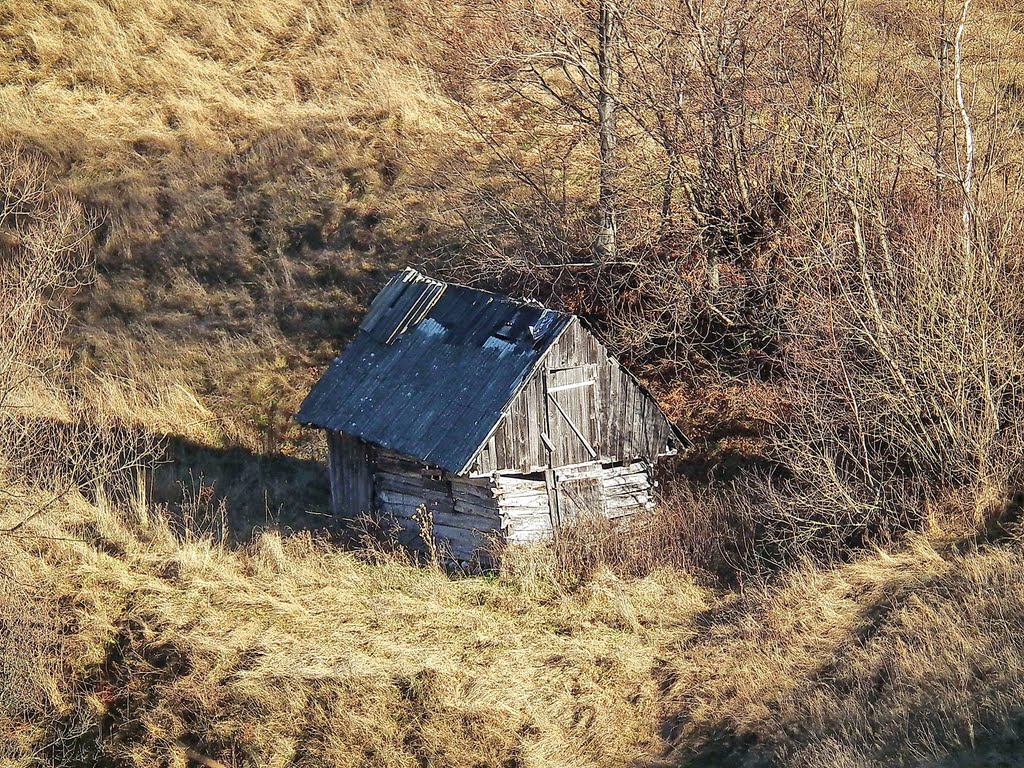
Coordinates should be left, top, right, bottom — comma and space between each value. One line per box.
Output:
4, 0, 1024, 765
4, 489, 1024, 767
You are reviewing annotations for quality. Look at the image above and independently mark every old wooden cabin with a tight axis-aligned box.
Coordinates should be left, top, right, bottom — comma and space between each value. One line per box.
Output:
297, 268, 685, 561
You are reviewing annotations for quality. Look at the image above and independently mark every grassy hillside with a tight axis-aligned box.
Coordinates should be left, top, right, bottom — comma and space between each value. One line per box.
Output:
4, 494, 1024, 767
4, 0, 1024, 766
3, 0, 1023, 453
1, 0, 463, 457
0, 0, 481, 525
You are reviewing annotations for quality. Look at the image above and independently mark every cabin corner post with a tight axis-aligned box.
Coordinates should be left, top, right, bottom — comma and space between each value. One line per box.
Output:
544, 468, 560, 535
326, 431, 340, 517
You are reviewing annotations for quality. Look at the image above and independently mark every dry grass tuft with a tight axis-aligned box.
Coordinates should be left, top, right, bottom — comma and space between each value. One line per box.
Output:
0, 492, 709, 767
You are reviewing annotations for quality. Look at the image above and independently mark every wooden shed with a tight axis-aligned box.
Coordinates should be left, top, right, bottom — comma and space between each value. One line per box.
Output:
297, 268, 686, 561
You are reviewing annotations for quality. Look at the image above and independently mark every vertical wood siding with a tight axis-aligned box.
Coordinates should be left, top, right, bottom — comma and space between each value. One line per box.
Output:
327, 432, 375, 518
473, 319, 676, 475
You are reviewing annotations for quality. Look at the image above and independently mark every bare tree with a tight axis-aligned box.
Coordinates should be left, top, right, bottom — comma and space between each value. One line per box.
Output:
0, 146, 91, 413
446, 1, 629, 269
596, 0, 619, 262
934, 0, 949, 207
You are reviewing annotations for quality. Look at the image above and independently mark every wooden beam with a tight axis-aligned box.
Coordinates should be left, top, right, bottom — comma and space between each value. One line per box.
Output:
546, 392, 598, 459
546, 380, 595, 394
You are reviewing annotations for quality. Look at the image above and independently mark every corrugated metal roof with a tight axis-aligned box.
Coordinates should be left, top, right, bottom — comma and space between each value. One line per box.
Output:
297, 268, 573, 474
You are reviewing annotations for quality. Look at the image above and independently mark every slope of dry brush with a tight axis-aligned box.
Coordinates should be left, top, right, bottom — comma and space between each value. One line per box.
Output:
4, 2, 1024, 766
3, 495, 1024, 767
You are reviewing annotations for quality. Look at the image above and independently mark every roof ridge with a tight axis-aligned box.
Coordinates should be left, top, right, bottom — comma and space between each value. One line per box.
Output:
402, 267, 566, 316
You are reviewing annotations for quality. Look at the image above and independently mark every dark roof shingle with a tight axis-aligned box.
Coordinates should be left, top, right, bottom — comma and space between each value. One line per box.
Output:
296, 269, 573, 473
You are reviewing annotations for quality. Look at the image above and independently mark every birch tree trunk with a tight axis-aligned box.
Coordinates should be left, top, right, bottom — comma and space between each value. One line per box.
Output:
954, 0, 974, 266
596, 0, 618, 263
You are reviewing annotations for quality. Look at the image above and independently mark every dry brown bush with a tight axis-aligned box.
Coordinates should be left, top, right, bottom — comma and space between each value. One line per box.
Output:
0, 144, 91, 415
761, 207, 1024, 558
507, 482, 759, 587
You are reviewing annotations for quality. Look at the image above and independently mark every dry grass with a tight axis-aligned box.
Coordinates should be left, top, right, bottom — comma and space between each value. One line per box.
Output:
0, 0, 468, 455
0, 491, 708, 768
664, 534, 1024, 767
4, 486, 1024, 767
5, 2, 1024, 766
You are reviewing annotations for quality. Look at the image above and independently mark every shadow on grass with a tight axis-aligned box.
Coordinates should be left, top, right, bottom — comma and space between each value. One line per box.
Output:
2, 415, 333, 543
155, 433, 332, 541
639, 563, 1024, 768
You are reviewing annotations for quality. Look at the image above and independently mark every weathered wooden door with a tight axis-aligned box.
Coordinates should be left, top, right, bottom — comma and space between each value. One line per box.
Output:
544, 365, 600, 467
543, 365, 603, 529
556, 475, 605, 524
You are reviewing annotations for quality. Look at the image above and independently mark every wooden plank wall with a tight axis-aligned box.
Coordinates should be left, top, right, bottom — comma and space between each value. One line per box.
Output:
496, 460, 654, 543
599, 359, 675, 463
494, 474, 552, 543
474, 373, 548, 474
473, 319, 676, 474
374, 449, 500, 562
554, 321, 675, 463
327, 431, 375, 518
594, 460, 655, 518
556, 475, 604, 525
546, 364, 599, 467
328, 441, 654, 551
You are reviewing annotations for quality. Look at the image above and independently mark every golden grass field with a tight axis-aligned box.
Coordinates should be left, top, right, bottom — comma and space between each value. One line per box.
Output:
4, 485, 1024, 767
4, 0, 1024, 765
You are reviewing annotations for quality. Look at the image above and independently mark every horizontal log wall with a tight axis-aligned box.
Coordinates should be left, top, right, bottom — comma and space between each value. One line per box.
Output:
374, 449, 500, 562
494, 474, 552, 543
329, 444, 655, 556
595, 460, 654, 519
497, 460, 654, 544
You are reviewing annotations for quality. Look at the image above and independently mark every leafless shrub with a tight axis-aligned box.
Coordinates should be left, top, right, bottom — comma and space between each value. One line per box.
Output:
759, 202, 1024, 557
0, 144, 101, 500
159, 473, 230, 547
0, 144, 92, 417
447, 0, 1024, 574
497, 481, 762, 588
739, 0, 1024, 563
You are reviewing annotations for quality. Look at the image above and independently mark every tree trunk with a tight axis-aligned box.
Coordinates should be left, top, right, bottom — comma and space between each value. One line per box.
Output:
596, 0, 618, 263
935, 0, 948, 208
